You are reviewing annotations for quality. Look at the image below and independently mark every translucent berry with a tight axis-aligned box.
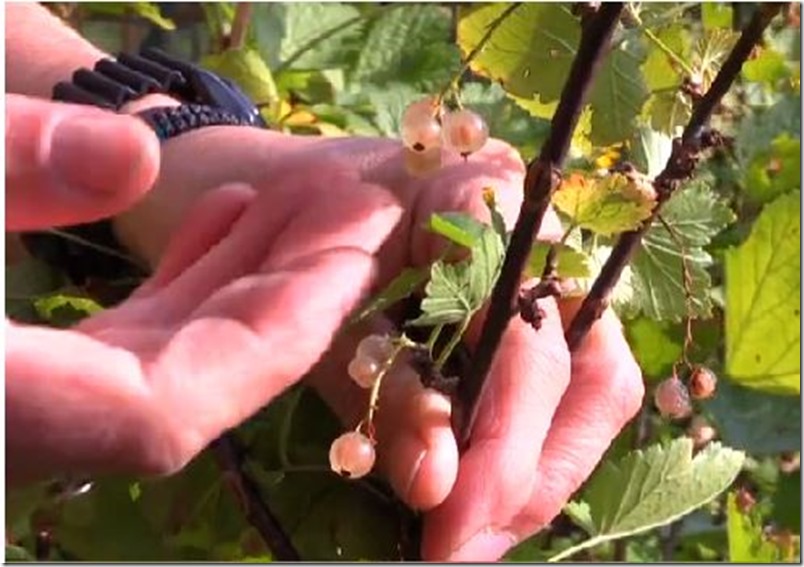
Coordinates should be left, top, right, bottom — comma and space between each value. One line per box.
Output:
347, 355, 381, 389
654, 376, 692, 420
442, 109, 489, 156
689, 366, 717, 400
688, 415, 717, 448
356, 334, 395, 363
329, 431, 376, 479
401, 98, 442, 152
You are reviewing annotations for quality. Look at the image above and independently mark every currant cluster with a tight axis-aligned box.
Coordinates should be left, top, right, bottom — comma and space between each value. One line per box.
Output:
654, 366, 718, 418
653, 366, 719, 447
329, 334, 396, 479
401, 97, 490, 157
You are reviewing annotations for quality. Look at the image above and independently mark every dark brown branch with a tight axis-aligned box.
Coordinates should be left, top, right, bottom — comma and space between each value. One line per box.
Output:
228, 3, 253, 50
210, 434, 301, 561
564, 3, 785, 352
455, 3, 626, 448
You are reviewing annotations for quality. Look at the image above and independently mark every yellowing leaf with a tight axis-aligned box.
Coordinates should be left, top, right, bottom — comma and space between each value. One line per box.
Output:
725, 192, 801, 395
727, 492, 786, 562
282, 109, 318, 126
458, 4, 646, 145
458, 4, 577, 103
552, 173, 655, 236
201, 48, 279, 108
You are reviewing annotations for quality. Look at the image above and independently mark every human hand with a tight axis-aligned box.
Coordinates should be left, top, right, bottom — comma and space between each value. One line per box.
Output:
112, 127, 644, 561
5, 94, 160, 230
6, 122, 402, 484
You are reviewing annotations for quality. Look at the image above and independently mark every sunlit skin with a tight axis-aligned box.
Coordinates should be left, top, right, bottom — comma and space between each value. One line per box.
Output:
6, 3, 645, 561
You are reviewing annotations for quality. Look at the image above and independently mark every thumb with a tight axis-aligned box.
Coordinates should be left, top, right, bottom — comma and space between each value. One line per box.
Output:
6, 94, 160, 231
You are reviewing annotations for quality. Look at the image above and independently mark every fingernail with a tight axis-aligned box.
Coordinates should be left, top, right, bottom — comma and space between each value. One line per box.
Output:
450, 529, 517, 561
50, 115, 156, 195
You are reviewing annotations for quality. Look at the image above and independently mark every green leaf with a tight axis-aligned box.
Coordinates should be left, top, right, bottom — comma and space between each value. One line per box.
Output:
631, 181, 735, 321
743, 48, 792, 84
429, 212, 487, 249
632, 126, 674, 179
772, 470, 801, 533
624, 317, 684, 379
6, 482, 49, 540
352, 5, 460, 92
5, 544, 34, 562
57, 479, 175, 560
701, 3, 732, 29
704, 379, 801, 456
574, 244, 638, 319
360, 83, 428, 137
6, 258, 67, 323
33, 295, 103, 328
641, 24, 692, 91
725, 192, 800, 395
736, 95, 802, 166
552, 173, 655, 236
588, 42, 649, 145
129, 2, 175, 30
81, 3, 175, 29
551, 438, 745, 562
640, 24, 694, 135
525, 242, 592, 279
643, 89, 693, 136
291, 483, 401, 560
201, 48, 279, 107
726, 492, 784, 562
253, 3, 363, 71
352, 266, 429, 323
743, 133, 801, 205
564, 500, 596, 535
509, 95, 593, 158
409, 228, 504, 327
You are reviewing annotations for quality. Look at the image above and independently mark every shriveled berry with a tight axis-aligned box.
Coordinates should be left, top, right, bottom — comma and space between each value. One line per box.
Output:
329, 431, 376, 479
688, 415, 717, 448
654, 376, 693, 420
689, 366, 717, 400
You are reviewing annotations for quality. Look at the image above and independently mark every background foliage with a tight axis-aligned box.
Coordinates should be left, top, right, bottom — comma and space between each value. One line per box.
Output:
6, 2, 801, 562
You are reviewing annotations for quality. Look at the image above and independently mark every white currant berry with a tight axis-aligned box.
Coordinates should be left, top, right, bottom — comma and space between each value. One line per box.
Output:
401, 98, 442, 153
356, 334, 395, 362
347, 355, 382, 389
329, 431, 376, 479
442, 108, 489, 156
654, 376, 693, 420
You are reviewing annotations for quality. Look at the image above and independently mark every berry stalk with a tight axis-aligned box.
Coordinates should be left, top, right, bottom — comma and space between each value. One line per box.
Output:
564, 2, 786, 352
456, 3, 626, 448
